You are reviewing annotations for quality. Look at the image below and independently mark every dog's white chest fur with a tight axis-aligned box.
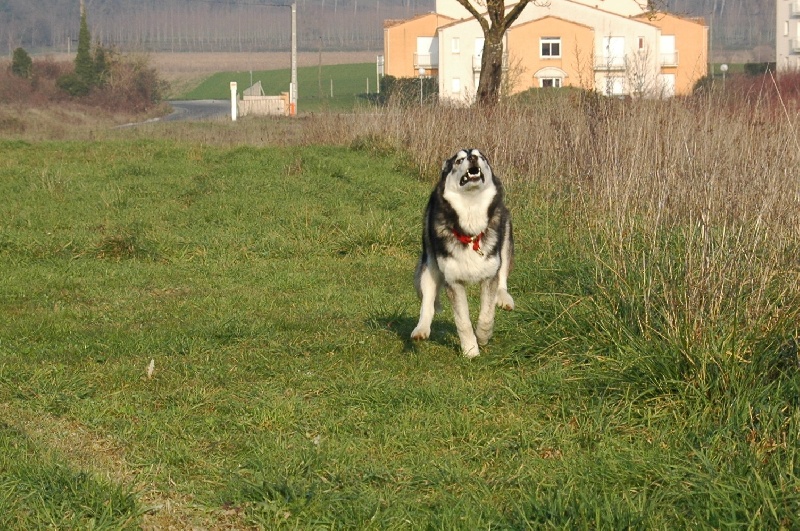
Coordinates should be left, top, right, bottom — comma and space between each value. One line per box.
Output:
439, 186, 499, 284
437, 247, 500, 285
442, 186, 496, 236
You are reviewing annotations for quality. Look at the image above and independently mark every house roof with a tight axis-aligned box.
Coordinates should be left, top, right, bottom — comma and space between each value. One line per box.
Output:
435, 0, 661, 32
509, 14, 594, 32
633, 11, 708, 28
383, 12, 453, 29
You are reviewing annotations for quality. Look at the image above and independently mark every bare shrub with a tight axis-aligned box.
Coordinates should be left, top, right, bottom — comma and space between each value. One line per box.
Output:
92, 53, 168, 113
0, 58, 71, 106
0, 53, 166, 116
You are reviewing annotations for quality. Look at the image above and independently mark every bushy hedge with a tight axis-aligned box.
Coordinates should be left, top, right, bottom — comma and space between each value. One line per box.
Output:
360, 75, 439, 106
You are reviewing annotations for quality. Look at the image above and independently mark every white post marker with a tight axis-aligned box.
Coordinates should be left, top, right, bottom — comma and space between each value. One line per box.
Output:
230, 81, 238, 121
419, 67, 425, 105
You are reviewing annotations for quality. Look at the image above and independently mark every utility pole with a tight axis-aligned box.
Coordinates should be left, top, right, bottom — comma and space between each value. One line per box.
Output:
290, 2, 297, 116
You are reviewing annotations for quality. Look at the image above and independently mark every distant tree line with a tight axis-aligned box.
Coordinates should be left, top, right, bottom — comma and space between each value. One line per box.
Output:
1, 0, 433, 55
1, 0, 773, 57
665, 0, 775, 56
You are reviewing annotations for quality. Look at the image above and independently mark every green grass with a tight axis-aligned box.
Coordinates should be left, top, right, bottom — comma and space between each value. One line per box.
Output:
181, 63, 379, 112
0, 137, 798, 528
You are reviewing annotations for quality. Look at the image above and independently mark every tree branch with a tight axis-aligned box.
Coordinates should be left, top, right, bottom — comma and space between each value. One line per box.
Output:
454, 0, 490, 33
501, 0, 533, 32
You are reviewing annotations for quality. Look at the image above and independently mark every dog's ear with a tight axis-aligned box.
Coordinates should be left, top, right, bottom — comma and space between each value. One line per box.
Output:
441, 155, 454, 178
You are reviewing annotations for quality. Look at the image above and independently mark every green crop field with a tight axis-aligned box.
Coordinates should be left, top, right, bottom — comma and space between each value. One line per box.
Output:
181, 62, 380, 112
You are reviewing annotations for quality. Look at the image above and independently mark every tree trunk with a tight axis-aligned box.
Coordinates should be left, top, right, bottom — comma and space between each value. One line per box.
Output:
457, 0, 532, 106
476, 26, 504, 106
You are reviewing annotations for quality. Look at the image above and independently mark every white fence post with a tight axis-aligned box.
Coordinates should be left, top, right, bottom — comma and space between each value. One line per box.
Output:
230, 81, 238, 121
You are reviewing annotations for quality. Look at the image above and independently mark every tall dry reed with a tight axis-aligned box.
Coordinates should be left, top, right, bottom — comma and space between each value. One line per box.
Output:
288, 87, 800, 380
118, 83, 799, 380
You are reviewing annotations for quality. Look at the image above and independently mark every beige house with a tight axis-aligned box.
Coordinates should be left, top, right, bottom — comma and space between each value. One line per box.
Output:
383, 0, 708, 102
634, 12, 709, 96
384, 12, 456, 78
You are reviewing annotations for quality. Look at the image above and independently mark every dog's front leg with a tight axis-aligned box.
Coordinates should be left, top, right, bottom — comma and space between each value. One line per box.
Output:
446, 282, 479, 358
411, 261, 439, 341
476, 276, 499, 346
495, 222, 515, 311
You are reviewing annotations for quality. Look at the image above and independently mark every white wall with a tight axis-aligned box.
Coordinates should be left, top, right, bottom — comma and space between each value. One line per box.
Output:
776, 1, 798, 71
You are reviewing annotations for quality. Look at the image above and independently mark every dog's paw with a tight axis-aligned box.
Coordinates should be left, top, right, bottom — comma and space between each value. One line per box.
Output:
460, 335, 480, 358
410, 325, 430, 341
476, 319, 493, 346
496, 289, 515, 311
476, 330, 492, 346
462, 344, 480, 359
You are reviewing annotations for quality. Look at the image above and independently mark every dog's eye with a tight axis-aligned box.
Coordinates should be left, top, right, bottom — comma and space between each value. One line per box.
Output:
456, 157, 465, 165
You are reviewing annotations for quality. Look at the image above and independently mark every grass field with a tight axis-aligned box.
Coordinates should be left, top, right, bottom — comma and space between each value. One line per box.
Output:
2, 76, 800, 528
1, 119, 799, 528
181, 62, 379, 112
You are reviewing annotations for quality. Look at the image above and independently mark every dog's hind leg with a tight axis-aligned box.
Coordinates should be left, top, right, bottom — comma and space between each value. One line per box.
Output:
446, 282, 480, 358
476, 276, 499, 347
411, 260, 439, 341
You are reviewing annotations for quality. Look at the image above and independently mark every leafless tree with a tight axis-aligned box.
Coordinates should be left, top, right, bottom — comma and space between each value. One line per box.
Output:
452, 0, 542, 105
626, 43, 657, 98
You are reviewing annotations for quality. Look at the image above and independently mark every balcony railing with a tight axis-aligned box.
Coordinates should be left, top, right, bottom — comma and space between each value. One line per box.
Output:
472, 53, 509, 72
660, 51, 679, 67
413, 53, 438, 70
791, 39, 800, 53
595, 56, 627, 71
791, 1, 800, 17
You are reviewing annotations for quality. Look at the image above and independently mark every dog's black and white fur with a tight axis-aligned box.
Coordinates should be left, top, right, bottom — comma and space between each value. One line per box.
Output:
411, 148, 514, 358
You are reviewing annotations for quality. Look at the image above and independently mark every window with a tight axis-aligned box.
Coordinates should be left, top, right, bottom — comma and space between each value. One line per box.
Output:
601, 36, 626, 69
540, 37, 561, 58
452, 37, 460, 54
540, 78, 562, 88
604, 76, 625, 96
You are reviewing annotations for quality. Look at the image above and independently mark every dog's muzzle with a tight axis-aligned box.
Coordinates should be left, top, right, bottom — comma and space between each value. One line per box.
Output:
459, 165, 484, 186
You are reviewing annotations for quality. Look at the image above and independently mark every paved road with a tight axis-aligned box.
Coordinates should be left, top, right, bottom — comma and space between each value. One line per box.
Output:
115, 100, 231, 129
163, 100, 230, 121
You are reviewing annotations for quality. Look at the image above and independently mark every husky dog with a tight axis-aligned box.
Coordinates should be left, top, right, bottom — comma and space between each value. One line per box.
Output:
411, 148, 514, 358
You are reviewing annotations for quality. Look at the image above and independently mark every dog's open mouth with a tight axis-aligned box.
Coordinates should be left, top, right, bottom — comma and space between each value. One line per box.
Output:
459, 166, 484, 186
